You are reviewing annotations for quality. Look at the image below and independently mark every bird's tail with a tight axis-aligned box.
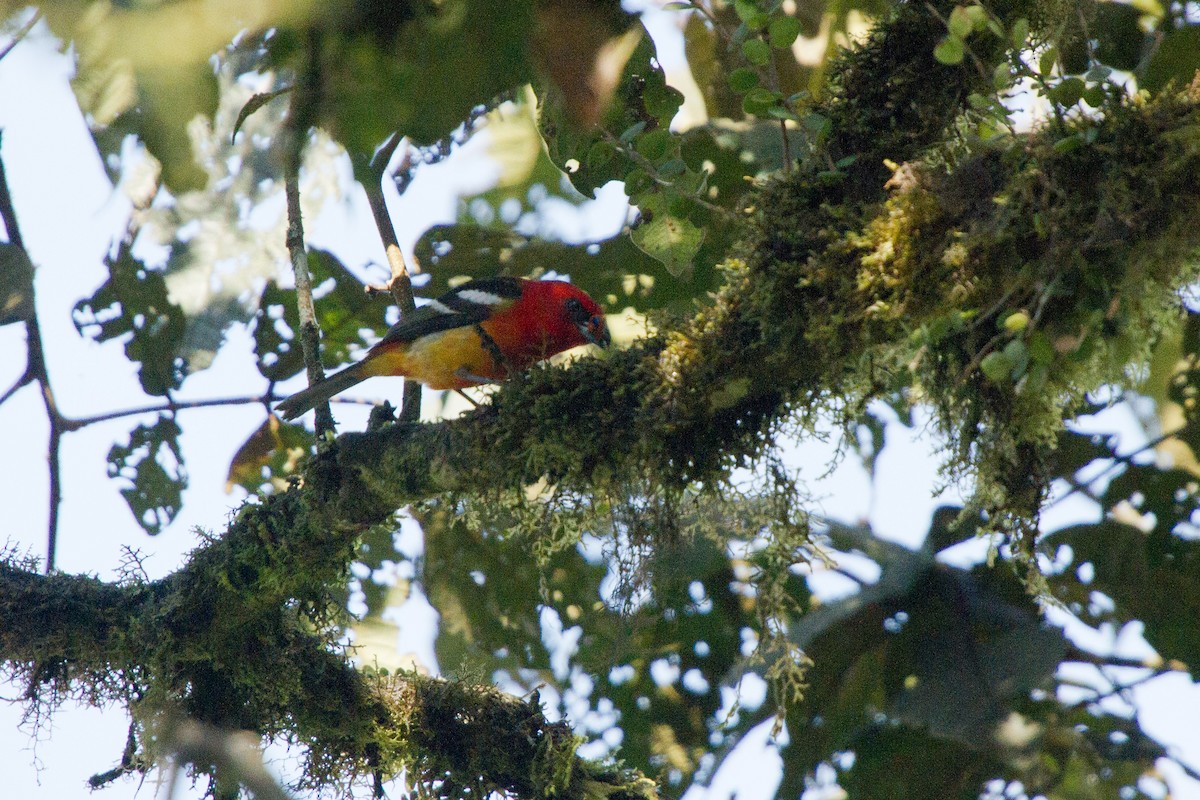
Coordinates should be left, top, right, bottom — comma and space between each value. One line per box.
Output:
276, 363, 369, 420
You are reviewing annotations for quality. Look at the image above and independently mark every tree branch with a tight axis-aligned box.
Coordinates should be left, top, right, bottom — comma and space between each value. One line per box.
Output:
363, 132, 422, 423
63, 394, 279, 430
283, 33, 335, 439
0, 129, 66, 572
6, 5, 1199, 797
313, 67, 1200, 536
0, 556, 655, 799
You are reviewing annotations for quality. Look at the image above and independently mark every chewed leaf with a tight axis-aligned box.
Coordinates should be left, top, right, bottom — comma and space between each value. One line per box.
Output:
107, 416, 187, 536
226, 414, 313, 494
74, 241, 186, 397
629, 194, 705, 276
253, 249, 390, 382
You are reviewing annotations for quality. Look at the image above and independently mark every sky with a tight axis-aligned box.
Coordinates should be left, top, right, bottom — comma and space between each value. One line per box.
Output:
1, 7, 1199, 800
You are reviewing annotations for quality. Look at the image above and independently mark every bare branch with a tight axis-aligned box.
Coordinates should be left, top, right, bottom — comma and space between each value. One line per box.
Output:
0, 130, 65, 572
283, 39, 335, 438
363, 132, 422, 423
0, 10, 40, 66
63, 394, 279, 430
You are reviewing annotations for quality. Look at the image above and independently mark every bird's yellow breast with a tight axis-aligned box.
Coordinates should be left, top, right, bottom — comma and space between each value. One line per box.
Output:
362, 326, 506, 390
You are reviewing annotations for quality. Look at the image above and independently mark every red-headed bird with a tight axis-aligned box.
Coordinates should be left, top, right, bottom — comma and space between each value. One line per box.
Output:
276, 277, 609, 420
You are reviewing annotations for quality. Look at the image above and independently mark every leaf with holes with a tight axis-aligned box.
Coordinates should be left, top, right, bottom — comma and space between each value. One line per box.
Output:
225, 414, 314, 494
74, 241, 186, 397
107, 416, 187, 536
253, 249, 390, 383
629, 192, 705, 276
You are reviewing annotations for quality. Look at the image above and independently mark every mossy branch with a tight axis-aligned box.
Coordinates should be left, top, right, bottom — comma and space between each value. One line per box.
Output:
320, 99, 1200, 534
0, 549, 654, 800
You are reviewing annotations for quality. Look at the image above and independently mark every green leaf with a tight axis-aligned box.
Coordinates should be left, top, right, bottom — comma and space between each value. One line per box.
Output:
1052, 133, 1084, 154
802, 111, 832, 139
635, 128, 675, 163
728, 66, 760, 93
933, 36, 965, 66
980, 350, 1012, 382
1093, 2, 1147, 72
619, 121, 648, 143
965, 5, 989, 30
1010, 17, 1029, 49
312, 0, 540, 156
107, 416, 187, 536
742, 86, 779, 116
1038, 46, 1058, 77
782, 520, 1070, 795
947, 7, 974, 40
768, 16, 802, 49
630, 193, 705, 276
623, 167, 655, 198
542, 27, 675, 198
225, 414, 314, 494
1044, 519, 1200, 675
1140, 25, 1200, 94
742, 38, 772, 66
1051, 76, 1086, 106
734, 1, 768, 29
642, 80, 685, 123
766, 105, 799, 121
1002, 310, 1029, 333
1002, 338, 1029, 378
74, 242, 186, 397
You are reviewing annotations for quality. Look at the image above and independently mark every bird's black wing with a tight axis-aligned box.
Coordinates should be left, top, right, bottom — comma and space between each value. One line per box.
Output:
374, 276, 524, 347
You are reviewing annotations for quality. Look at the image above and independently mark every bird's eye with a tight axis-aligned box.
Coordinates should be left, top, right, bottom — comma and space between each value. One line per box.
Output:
565, 297, 588, 322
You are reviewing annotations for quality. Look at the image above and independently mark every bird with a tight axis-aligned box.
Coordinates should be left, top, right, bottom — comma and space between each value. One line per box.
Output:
275, 276, 610, 420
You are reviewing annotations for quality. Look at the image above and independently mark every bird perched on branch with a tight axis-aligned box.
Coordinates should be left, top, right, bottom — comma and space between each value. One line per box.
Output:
276, 277, 610, 420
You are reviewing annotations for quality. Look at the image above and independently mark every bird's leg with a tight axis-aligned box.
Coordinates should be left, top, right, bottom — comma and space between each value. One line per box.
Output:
453, 388, 479, 408
454, 367, 493, 385
453, 367, 495, 408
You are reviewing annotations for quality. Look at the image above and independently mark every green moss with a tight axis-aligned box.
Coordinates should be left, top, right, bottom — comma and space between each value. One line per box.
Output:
737, 86, 1200, 544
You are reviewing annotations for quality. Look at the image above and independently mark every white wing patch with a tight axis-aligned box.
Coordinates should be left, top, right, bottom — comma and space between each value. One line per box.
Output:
427, 299, 456, 315
456, 289, 506, 306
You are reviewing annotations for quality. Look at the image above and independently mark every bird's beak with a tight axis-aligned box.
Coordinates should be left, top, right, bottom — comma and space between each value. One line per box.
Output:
579, 316, 610, 349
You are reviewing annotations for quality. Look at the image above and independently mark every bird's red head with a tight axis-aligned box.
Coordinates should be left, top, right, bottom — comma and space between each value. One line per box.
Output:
517, 279, 611, 356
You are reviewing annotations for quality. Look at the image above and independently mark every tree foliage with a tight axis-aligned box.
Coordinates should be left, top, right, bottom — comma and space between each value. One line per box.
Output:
3, 1, 1200, 798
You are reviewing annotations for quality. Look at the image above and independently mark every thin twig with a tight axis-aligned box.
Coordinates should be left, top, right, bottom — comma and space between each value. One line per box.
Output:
364, 131, 422, 423
283, 37, 334, 438
0, 132, 22, 250
1042, 424, 1191, 513
0, 9, 40, 65
0, 366, 32, 406
600, 129, 732, 217
63, 394, 280, 430
0, 130, 65, 572
1063, 646, 1181, 672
